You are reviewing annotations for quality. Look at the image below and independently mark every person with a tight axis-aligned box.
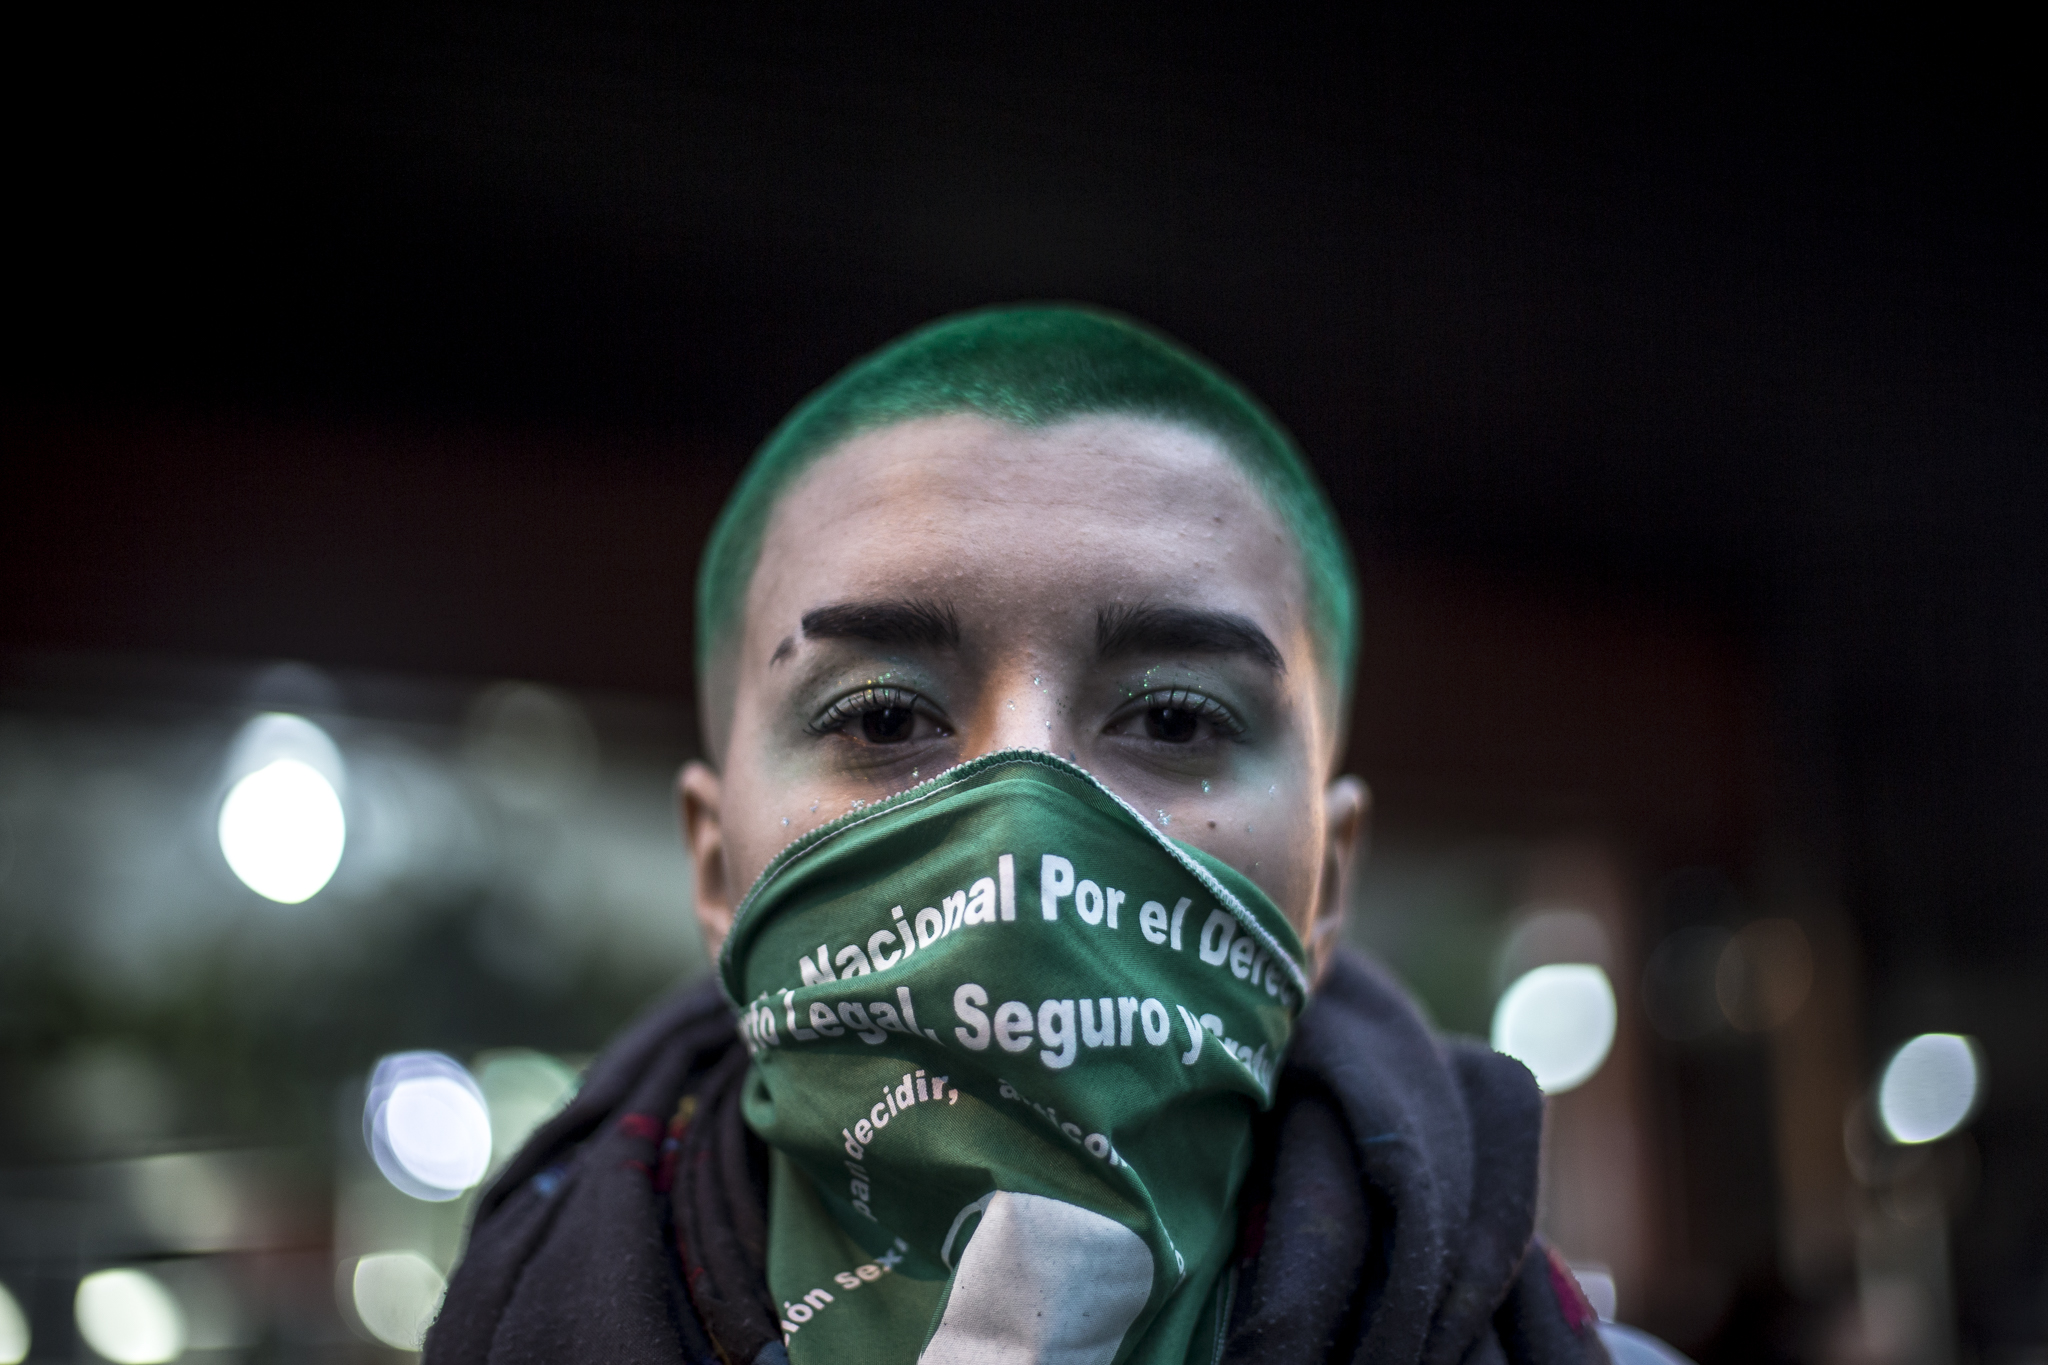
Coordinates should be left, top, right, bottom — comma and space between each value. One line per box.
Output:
428, 307, 1680, 1364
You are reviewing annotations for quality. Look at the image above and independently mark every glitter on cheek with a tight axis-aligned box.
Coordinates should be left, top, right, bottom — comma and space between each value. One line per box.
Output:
1158, 810, 1172, 825
1202, 780, 1211, 793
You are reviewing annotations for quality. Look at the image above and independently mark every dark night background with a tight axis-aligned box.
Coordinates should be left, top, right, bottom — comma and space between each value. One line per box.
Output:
3, 5, 2042, 1360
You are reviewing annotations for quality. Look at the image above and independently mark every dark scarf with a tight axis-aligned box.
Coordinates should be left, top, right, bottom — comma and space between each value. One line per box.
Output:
427, 949, 1609, 1365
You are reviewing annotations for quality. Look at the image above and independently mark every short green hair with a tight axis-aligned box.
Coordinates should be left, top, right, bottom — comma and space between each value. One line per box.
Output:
695, 304, 1359, 724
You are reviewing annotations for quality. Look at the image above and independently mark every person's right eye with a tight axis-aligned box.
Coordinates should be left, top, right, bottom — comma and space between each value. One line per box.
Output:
806, 686, 952, 746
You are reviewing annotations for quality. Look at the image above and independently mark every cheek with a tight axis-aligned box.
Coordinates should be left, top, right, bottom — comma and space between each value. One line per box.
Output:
708, 765, 780, 897
713, 722, 824, 894
1183, 789, 1325, 928
716, 728, 882, 893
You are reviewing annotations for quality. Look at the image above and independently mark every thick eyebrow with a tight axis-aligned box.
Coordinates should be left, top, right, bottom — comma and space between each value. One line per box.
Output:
800, 598, 961, 650
1095, 603, 1285, 673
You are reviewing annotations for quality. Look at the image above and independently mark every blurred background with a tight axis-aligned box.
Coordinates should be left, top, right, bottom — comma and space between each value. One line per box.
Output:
1, 5, 2041, 1362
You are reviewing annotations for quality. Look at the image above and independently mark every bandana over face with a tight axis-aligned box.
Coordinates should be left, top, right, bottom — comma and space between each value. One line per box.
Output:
719, 751, 1308, 1365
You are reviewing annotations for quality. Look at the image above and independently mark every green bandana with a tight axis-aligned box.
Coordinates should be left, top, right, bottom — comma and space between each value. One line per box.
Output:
719, 750, 1308, 1365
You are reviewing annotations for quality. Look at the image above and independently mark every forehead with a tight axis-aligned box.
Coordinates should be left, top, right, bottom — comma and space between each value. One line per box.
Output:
745, 413, 1309, 640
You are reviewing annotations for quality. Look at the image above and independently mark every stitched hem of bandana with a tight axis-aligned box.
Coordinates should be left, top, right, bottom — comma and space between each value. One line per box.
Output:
717, 747, 1309, 1006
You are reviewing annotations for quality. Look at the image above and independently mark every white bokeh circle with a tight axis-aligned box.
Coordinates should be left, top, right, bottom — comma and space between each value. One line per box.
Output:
1491, 963, 1618, 1094
0, 1279, 29, 1365
366, 1052, 493, 1200
218, 759, 346, 903
352, 1252, 446, 1351
1877, 1033, 1981, 1144
74, 1268, 186, 1365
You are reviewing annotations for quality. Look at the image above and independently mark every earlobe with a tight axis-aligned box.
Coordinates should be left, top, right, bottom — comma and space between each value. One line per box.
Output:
1309, 776, 1371, 982
678, 761, 735, 959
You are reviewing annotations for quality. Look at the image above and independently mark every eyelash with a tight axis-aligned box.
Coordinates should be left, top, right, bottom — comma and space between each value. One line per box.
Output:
1126, 688, 1247, 738
805, 686, 944, 737
806, 684, 1240, 741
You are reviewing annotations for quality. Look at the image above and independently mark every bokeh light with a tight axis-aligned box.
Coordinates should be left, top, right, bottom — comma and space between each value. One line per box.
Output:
74, 1268, 187, 1365
1491, 963, 1618, 1094
351, 1252, 446, 1351
1642, 925, 1733, 1041
462, 682, 598, 813
388, 1078, 493, 1189
218, 758, 346, 902
475, 1049, 580, 1168
366, 1052, 493, 1200
1877, 1033, 1982, 1145
0, 1280, 28, 1365
1714, 918, 1814, 1032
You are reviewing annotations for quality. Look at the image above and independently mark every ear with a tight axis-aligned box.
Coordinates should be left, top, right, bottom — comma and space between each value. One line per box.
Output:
679, 761, 736, 960
1309, 775, 1371, 983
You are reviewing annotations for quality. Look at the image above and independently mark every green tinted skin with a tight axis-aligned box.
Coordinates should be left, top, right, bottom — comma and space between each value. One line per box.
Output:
685, 413, 1368, 977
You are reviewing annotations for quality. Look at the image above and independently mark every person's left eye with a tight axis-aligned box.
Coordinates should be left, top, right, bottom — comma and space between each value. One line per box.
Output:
807, 686, 951, 746
1105, 688, 1246, 745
